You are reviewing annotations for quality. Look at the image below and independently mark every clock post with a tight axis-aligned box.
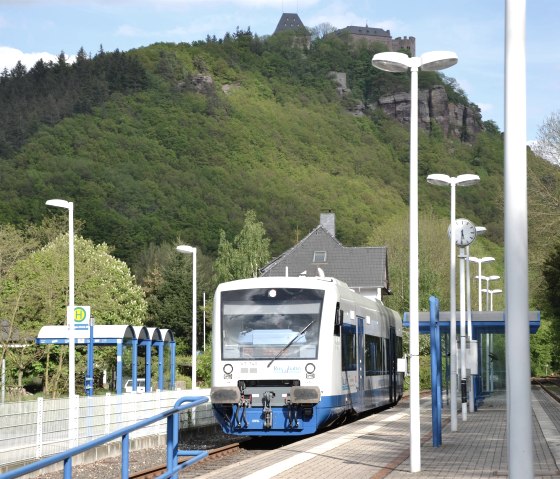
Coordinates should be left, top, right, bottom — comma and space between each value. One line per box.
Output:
450, 218, 477, 422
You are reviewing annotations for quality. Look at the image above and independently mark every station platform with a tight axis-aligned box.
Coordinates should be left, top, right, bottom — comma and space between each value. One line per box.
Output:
191, 386, 560, 479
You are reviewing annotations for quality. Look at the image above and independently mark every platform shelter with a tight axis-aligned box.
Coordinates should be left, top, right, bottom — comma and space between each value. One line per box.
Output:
36, 325, 176, 395
404, 309, 540, 404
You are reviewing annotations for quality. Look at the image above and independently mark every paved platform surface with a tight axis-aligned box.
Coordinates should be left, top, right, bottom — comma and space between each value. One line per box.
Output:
193, 386, 560, 479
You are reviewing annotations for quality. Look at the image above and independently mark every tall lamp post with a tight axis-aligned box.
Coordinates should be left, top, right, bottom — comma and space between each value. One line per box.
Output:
176, 245, 198, 389
372, 51, 458, 472
468, 257, 495, 312
468, 255, 494, 397
46, 199, 76, 446
426, 174, 479, 431
465, 227, 486, 414
46, 199, 75, 399
476, 275, 501, 311
482, 288, 503, 312
477, 273, 500, 393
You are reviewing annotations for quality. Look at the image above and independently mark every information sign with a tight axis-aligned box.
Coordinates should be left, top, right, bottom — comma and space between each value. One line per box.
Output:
67, 305, 91, 331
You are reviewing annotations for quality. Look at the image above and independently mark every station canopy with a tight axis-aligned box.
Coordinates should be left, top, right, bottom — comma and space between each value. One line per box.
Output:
35, 324, 177, 394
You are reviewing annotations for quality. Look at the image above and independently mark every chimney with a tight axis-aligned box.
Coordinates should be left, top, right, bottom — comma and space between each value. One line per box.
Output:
320, 211, 335, 237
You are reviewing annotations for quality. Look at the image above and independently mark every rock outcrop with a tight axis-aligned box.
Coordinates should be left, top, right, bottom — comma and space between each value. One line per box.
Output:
374, 85, 483, 140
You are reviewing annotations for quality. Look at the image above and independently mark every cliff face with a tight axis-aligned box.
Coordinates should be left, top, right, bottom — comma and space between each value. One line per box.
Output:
375, 85, 483, 140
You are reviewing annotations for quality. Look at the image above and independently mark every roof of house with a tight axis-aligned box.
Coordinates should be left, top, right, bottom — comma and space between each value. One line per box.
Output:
260, 225, 389, 292
274, 13, 308, 35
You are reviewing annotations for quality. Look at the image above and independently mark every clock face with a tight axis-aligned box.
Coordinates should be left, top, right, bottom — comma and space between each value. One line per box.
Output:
448, 218, 477, 246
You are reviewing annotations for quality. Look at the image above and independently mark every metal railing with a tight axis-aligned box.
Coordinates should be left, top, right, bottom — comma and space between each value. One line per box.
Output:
2, 395, 209, 479
0, 389, 214, 468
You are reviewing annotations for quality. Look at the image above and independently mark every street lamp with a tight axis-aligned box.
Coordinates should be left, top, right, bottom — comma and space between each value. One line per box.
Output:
482, 286, 503, 394
468, 257, 495, 312
476, 275, 501, 311
481, 288, 503, 312
176, 245, 197, 389
426, 173, 479, 432
46, 199, 75, 398
372, 50, 458, 472
465, 227, 487, 414
46, 199, 76, 446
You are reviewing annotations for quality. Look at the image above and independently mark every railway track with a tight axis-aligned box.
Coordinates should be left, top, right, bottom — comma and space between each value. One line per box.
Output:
128, 435, 301, 479
533, 376, 560, 403
129, 442, 243, 479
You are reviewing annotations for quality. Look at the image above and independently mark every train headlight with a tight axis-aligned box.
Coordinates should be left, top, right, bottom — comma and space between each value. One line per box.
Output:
223, 363, 233, 378
305, 363, 315, 378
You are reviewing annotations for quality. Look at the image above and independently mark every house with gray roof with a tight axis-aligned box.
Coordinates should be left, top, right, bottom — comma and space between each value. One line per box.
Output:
260, 212, 390, 301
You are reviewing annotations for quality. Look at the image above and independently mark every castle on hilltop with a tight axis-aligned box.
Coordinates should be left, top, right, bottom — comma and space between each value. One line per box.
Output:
336, 25, 415, 56
273, 13, 415, 56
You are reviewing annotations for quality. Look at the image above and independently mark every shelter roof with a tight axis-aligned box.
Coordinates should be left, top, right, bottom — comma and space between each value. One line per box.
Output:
404, 311, 540, 334
158, 328, 175, 342
146, 327, 163, 341
36, 324, 136, 344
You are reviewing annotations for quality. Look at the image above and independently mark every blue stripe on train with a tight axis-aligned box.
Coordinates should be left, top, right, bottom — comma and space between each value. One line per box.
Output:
211, 391, 395, 436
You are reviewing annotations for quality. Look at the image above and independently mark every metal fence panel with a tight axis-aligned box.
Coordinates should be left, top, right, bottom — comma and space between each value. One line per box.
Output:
0, 389, 212, 468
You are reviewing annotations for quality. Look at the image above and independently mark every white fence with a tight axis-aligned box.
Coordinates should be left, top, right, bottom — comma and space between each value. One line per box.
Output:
0, 389, 214, 469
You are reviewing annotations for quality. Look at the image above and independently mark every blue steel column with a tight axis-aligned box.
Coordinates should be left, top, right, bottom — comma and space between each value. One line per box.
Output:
117, 340, 123, 394
145, 343, 152, 393
132, 339, 138, 391
158, 343, 164, 391
170, 341, 176, 390
85, 318, 94, 396
429, 296, 442, 447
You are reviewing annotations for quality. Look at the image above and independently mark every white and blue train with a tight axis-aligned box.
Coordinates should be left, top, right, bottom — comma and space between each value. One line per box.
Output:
210, 275, 404, 436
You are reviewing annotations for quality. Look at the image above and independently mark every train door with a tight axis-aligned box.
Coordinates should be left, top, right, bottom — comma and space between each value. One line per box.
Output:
357, 317, 365, 407
389, 326, 397, 403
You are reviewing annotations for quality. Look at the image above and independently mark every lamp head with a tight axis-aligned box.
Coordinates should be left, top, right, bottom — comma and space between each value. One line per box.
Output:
456, 174, 480, 187
177, 245, 196, 254
46, 199, 72, 209
371, 52, 411, 72
426, 173, 453, 187
419, 51, 458, 71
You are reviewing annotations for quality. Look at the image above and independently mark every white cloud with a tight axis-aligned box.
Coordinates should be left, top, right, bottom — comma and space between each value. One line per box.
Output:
0, 46, 59, 71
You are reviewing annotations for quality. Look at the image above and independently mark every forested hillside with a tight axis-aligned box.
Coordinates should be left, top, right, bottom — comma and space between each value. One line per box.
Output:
1, 26, 560, 388
0, 29, 503, 265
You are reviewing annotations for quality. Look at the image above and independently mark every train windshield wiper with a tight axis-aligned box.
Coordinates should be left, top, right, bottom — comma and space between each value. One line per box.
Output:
267, 319, 316, 368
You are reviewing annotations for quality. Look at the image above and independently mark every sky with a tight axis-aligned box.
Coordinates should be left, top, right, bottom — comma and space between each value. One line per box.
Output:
0, 0, 558, 142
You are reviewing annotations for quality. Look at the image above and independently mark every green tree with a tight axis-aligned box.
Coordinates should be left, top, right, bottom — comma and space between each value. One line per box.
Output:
1, 234, 147, 396
213, 210, 271, 283
542, 243, 560, 353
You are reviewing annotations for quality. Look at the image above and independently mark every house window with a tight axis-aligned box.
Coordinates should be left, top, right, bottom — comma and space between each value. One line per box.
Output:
313, 251, 327, 263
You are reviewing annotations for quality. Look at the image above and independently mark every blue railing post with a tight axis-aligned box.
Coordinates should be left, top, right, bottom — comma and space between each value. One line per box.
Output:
121, 433, 129, 479
429, 295, 442, 447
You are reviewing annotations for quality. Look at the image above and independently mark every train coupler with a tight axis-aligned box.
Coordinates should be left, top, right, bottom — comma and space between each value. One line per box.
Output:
262, 391, 275, 429
286, 402, 299, 429
234, 398, 249, 428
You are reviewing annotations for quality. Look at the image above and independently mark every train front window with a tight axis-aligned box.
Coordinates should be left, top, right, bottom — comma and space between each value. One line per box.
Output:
220, 288, 324, 360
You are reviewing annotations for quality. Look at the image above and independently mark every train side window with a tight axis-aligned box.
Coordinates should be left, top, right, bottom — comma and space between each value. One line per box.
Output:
341, 323, 356, 371
334, 304, 342, 336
